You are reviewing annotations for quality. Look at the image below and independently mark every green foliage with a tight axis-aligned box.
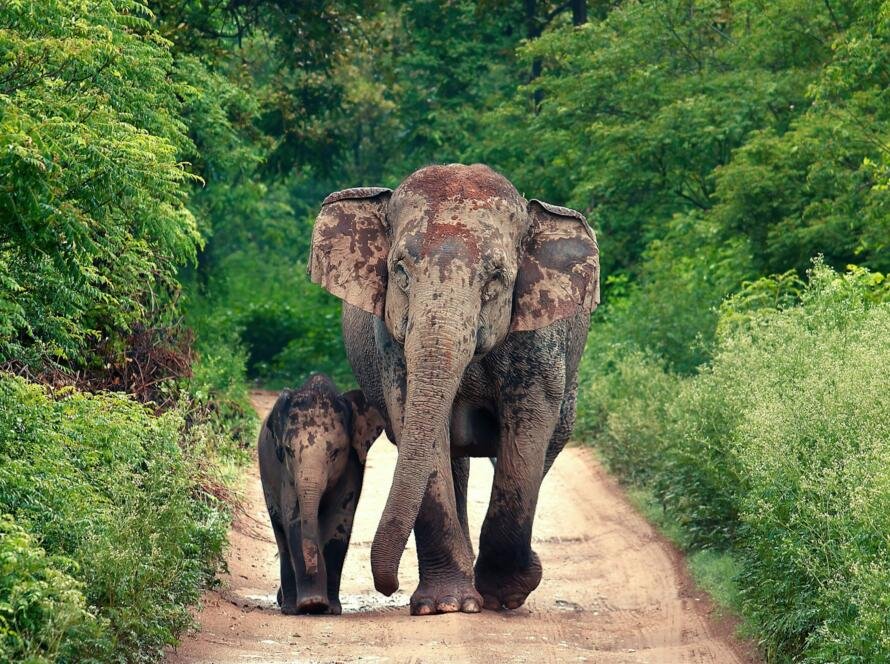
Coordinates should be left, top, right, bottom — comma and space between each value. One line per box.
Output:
474, 0, 890, 370
0, 516, 110, 664
730, 266, 890, 661
0, 374, 229, 662
592, 212, 752, 372
580, 265, 890, 662
182, 193, 351, 387
185, 329, 257, 452
0, 0, 201, 367
576, 348, 678, 484
389, 0, 523, 169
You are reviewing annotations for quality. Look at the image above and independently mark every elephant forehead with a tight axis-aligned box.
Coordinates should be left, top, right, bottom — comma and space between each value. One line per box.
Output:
396, 218, 515, 284
291, 406, 342, 432
392, 168, 526, 237
287, 410, 348, 459
396, 201, 520, 255
405, 220, 480, 259
396, 163, 524, 206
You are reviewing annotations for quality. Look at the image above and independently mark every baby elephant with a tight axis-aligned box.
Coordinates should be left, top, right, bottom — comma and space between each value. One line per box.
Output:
258, 374, 385, 615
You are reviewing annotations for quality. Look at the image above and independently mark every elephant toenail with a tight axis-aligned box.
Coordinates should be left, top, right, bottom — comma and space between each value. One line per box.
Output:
436, 596, 460, 612
412, 601, 435, 616
462, 598, 481, 612
482, 595, 501, 611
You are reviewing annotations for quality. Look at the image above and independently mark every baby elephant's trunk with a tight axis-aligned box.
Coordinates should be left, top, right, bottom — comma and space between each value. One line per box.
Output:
299, 485, 322, 576
301, 537, 319, 576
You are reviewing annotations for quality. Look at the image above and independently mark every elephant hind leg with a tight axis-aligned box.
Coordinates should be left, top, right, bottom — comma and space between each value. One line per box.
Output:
543, 386, 576, 476
451, 458, 471, 550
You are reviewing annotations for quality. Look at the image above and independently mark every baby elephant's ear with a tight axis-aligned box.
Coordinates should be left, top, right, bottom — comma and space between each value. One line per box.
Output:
309, 187, 393, 318
266, 390, 293, 458
511, 200, 600, 332
343, 390, 386, 465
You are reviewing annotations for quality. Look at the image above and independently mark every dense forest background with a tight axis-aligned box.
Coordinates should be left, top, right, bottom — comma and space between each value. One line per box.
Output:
1, 1, 888, 662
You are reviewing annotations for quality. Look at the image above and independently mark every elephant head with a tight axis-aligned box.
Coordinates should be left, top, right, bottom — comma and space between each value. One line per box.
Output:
309, 164, 599, 595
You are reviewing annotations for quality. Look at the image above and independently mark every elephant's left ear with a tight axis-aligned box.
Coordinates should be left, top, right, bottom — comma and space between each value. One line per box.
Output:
511, 200, 600, 332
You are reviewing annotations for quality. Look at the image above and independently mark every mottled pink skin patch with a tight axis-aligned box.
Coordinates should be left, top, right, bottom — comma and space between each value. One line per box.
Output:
310, 189, 391, 317
510, 200, 599, 331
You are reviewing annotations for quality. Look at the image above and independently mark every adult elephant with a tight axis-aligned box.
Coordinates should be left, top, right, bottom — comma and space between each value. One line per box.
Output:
309, 164, 599, 615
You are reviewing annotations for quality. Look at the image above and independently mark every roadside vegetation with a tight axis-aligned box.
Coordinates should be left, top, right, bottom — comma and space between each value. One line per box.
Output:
578, 265, 890, 662
1, 0, 887, 661
0, 378, 230, 662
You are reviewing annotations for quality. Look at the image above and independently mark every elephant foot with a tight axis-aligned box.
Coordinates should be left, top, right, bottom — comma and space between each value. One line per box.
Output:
410, 576, 482, 616
277, 587, 300, 615
474, 549, 543, 610
280, 602, 299, 615
296, 594, 330, 615
327, 598, 342, 615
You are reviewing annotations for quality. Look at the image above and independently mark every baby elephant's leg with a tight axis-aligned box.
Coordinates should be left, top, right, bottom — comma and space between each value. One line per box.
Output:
320, 458, 364, 614
269, 514, 298, 614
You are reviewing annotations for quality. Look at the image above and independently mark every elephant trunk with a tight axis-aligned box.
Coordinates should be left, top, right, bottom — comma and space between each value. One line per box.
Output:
370, 296, 477, 595
299, 483, 323, 576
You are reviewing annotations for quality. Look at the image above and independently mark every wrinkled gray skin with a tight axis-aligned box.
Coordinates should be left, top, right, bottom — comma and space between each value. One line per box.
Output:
309, 164, 599, 616
258, 374, 384, 615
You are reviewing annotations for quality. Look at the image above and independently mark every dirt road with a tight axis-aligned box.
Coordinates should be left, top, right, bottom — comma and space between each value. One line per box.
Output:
167, 391, 757, 664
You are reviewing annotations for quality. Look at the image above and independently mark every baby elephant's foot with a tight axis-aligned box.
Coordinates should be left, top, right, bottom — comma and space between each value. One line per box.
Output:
296, 594, 330, 615
410, 576, 482, 616
326, 598, 342, 615
277, 587, 299, 615
474, 550, 543, 610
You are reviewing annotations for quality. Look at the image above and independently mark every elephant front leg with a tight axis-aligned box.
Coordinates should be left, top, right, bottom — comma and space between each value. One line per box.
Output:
270, 516, 299, 615
288, 519, 330, 614
475, 391, 559, 610
320, 460, 365, 615
410, 449, 482, 615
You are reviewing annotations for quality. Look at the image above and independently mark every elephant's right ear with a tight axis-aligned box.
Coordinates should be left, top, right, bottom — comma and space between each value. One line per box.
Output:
309, 187, 393, 318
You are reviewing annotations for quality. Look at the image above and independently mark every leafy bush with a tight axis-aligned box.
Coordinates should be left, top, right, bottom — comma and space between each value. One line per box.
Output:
0, 516, 110, 663
186, 237, 353, 390
576, 348, 677, 485
0, 375, 229, 662
729, 267, 890, 661
185, 340, 256, 453
579, 265, 890, 662
0, 0, 201, 367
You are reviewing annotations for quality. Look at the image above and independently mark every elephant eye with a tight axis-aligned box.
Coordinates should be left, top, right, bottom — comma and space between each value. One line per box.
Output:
481, 269, 504, 303
393, 261, 410, 293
